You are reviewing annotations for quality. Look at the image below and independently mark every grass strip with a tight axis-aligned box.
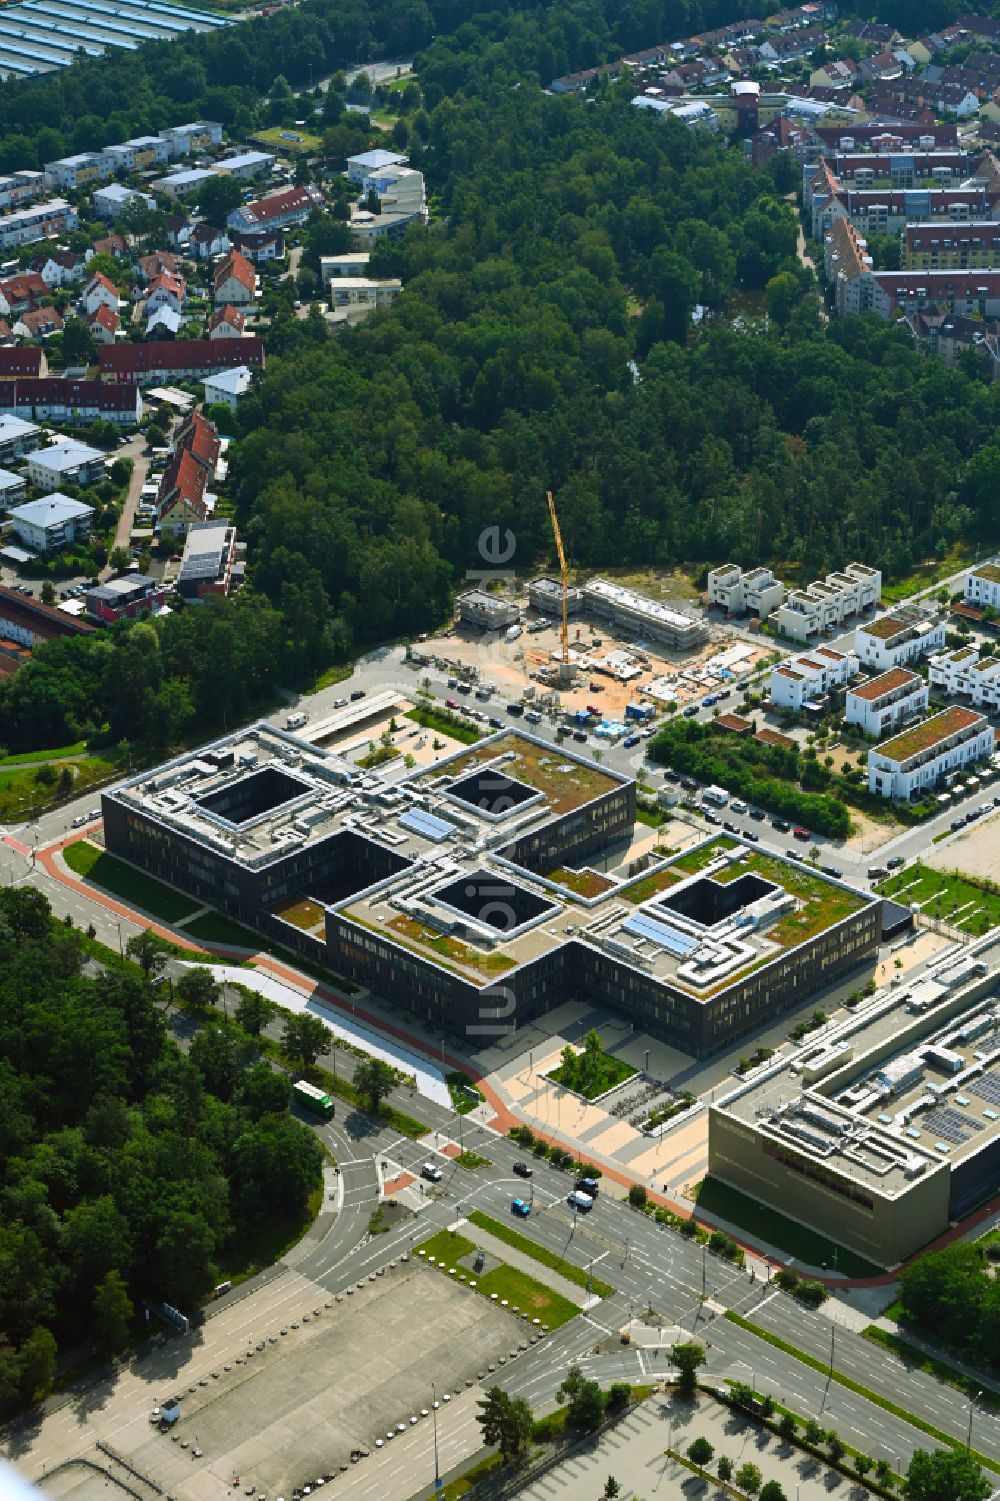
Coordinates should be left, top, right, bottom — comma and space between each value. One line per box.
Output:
62, 842, 199, 924
416, 1229, 476, 1263
724, 1311, 1000, 1473
455, 1150, 492, 1169
475, 1265, 579, 1328
184, 911, 261, 949
467, 1210, 614, 1297
862, 1326, 1000, 1411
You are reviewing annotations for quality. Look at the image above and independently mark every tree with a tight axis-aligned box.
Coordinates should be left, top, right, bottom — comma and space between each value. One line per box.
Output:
125, 929, 168, 980
688, 1437, 714, 1466
759, 1484, 787, 1501
475, 1386, 532, 1460
196, 173, 242, 227
20, 1325, 57, 1399
778, 1412, 797, 1441
735, 1461, 762, 1496
93, 1268, 132, 1353
581, 1026, 602, 1082
281, 1013, 329, 1072
353, 1056, 396, 1115
826, 1432, 846, 1465
176, 967, 221, 1013
803, 1418, 824, 1445
62, 315, 97, 366
628, 1183, 647, 1209
234, 990, 277, 1037
670, 1341, 705, 1398
40, 580, 57, 607
109, 545, 131, 574
854, 1455, 873, 1480
904, 1449, 990, 1501
236, 1061, 290, 1118
718, 1457, 733, 1482
603, 1480, 620, 1500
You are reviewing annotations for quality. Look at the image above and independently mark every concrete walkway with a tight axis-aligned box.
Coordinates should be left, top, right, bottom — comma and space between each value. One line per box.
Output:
447, 1217, 593, 1309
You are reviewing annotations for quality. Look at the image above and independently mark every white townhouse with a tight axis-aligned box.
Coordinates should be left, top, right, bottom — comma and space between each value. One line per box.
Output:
845, 667, 929, 738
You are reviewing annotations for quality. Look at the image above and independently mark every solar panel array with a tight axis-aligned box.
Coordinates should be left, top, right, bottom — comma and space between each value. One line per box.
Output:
623, 911, 699, 958
399, 807, 457, 843
923, 1106, 983, 1146
967, 1071, 1000, 1107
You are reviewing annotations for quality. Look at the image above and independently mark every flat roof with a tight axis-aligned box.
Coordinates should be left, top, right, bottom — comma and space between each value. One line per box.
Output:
849, 667, 921, 702
876, 706, 987, 762
859, 614, 912, 642
971, 562, 1000, 584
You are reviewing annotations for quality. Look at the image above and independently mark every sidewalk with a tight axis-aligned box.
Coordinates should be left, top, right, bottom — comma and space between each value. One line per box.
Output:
448, 1218, 592, 1308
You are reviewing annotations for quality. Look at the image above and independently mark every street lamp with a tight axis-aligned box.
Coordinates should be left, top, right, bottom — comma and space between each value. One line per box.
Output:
116, 921, 124, 958
701, 1242, 707, 1302
968, 1388, 983, 1451
431, 1380, 441, 1492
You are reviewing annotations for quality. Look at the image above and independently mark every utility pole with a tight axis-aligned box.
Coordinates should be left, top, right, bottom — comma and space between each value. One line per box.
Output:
829, 1323, 835, 1376
431, 1380, 441, 1492
702, 1242, 707, 1302
968, 1389, 983, 1452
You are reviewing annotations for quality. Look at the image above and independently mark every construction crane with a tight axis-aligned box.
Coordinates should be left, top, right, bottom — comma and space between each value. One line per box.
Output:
546, 490, 575, 685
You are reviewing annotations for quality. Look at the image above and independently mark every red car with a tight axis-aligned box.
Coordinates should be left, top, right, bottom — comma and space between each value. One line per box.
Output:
586, 704, 600, 716
445, 698, 459, 710
792, 826, 810, 841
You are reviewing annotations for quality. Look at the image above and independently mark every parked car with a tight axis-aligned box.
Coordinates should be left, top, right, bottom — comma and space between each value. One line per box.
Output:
730, 800, 748, 814
445, 698, 460, 710
622, 733, 640, 747
772, 818, 790, 832
511, 1198, 531, 1217
507, 702, 523, 715
350, 689, 366, 701
683, 705, 699, 717
447, 677, 458, 688
886, 856, 905, 869
457, 682, 472, 694
723, 820, 739, 833
525, 710, 542, 724
573, 730, 587, 742
820, 865, 840, 879
701, 694, 717, 708
71, 813, 88, 828
749, 808, 765, 821
704, 811, 721, 826
512, 1161, 533, 1178
744, 830, 759, 842
489, 716, 504, 729
333, 697, 348, 708
792, 826, 810, 841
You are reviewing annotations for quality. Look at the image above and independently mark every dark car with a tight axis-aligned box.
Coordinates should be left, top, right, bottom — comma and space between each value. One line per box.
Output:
749, 808, 766, 821
507, 702, 524, 716
489, 716, 504, 729
887, 856, 905, 869
350, 689, 366, 701
723, 820, 739, 833
512, 1161, 533, 1178
680, 777, 698, 791
622, 733, 640, 748
820, 864, 840, 878
576, 1177, 599, 1198
772, 818, 790, 832
683, 705, 699, 717
744, 830, 759, 842
457, 682, 472, 694
704, 811, 721, 826
951, 816, 966, 831
573, 730, 587, 742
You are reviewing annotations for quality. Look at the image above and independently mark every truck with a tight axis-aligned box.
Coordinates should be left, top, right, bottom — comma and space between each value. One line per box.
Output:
702, 785, 729, 807
286, 711, 308, 730
292, 1079, 334, 1120
505, 624, 522, 642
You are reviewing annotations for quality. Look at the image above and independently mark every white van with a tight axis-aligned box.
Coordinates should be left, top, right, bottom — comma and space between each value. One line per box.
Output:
703, 785, 729, 807
286, 711, 308, 730
568, 1190, 594, 1213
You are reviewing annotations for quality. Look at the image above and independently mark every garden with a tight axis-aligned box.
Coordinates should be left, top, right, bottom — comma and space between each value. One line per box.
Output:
546, 1029, 636, 1100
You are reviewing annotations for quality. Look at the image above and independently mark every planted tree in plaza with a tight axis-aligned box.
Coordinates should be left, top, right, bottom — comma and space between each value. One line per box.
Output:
759, 1483, 787, 1501
354, 1056, 396, 1115
735, 1461, 762, 1496
671, 1341, 706, 1398
718, 1457, 733, 1482
688, 1437, 714, 1467
581, 1027, 603, 1086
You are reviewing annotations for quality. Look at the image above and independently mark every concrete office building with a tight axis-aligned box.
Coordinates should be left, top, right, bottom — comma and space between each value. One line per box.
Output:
102, 728, 880, 1056
528, 576, 584, 617
709, 945, 1000, 1265
455, 589, 519, 631
583, 576, 708, 650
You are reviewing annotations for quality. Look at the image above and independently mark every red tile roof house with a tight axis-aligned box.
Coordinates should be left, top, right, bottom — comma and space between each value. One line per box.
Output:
0, 346, 46, 379
87, 303, 119, 345
0, 378, 141, 425
0, 273, 48, 316
14, 306, 63, 340
157, 447, 211, 539
209, 304, 247, 340
99, 337, 264, 386
213, 251, 256, 307
174, 409, 221, 474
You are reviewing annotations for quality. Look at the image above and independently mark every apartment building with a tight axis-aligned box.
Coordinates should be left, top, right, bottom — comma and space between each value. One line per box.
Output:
823, 151, 971, 187
100, 338, 264, 386
584, 576, 708, 650
93, 184, 157, 223
528, 575, 584, 617
345, 149, 408, 185
27, 440, 105, 490
773, 562, 881, 641
225, 186, 322, 234
868, 706, 994, 799
328, 278, 402, 316
44, 153, 112, 190
706, 564, 786, 619
455, 589, 519, 631
855, 613, 945, 671
903, 221, 1000, 268
9, 493, 93, 553
929, 646, 1000, 714
0, 414, 40, 463
871, 270, 1000, 320
965, 558, 1000, 610
0, 379, 141, 426
769, 646, 858, 711
0, 198, 77, 251
845, 667, 929, 738
176, 520, 240, 602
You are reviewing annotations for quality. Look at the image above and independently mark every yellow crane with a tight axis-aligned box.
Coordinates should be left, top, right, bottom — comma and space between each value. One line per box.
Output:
546, 490, 573, 682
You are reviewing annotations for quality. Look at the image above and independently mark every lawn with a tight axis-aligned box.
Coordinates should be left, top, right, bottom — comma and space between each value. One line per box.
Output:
252, 124, 322, 154
474, 1265, 579, 1329
405, 706, 482, 745
416, 1229, 476, 1263
671, 836, 739, 873
876, 862, 1000, 936
62, 842, 198, 925
446, 1070, 483, 1114
455, 1150, 492, 1169
544, 866, 614, 898
621, 866, 684, 904
184, 911, 261, 949
0, 749, 116, 821
694, 1177, 883, 1278
0, 740, 87, 765
712, 848, 867, 948
546, 1046, 636, 1100
383, 912, 516, 978
466, 1211, 614, 1297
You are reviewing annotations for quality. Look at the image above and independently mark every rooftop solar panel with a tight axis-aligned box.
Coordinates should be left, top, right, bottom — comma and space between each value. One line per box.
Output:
399, 807, 456, 843
622, 911, 699, 957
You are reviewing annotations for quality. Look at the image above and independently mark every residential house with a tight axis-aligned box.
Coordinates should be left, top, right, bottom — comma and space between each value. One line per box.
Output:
27, 440, 105, 490
13, 306, 63, 341
868, 707, 994, 799
174, 409, 221, 476
772, 562, 881, 640
0, 348, 45, 380
965, 558, 1000, 610
145, 307, 181, 341
101, 134, 172, 172
160, 121, 224, 158
85, 574, 167, 623
328, 278, 402, 317
145, 271, 186, 316
99, 338, 264, 387
225, 185, 323, 234
230, 228, 284, 263
213, 251, 255, 307
88, 304, 119, 346
358, 166, 425, 221
176, 519, 239, 601
81, 272, 120, 319
208, 305, 247, 340
903, 220, 1000, 268
0, 171, 46, 212
0, 199, 77, 251
854, 612, 945, 671
213, 151, 274, 180
135, 252, 178, 284
164, 215, 192, 250
759, 25, 825, 61
203, 366, 253, 409
810, 58, 860, 89
845, 668, 929, 738
0, 379, 141, 426
929, 645, 1000, 714
30, 250, 85, 290
157, 448, 212, 540
768, 647, 858, 711
0, 468, 26, 505
44, 154, 110, 190
706, 564, 786, 619
9, 492, 93, 553
0, 274, 48, 317
346, 149, 408, 185
92, 234, 127, 259
189, 223, 230, 260
319, 251, 372, 283
93, 184, 157, 222
151, 168, 221, 200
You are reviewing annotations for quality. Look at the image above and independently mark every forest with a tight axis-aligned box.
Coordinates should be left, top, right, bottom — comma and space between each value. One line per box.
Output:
0, 0, 999, 753
0, 888, 323, 1404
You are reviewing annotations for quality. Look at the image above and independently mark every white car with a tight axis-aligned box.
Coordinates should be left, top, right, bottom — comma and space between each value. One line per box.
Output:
730, 800, 748, 815
420, 1162, 443, 1183
334, 697, 348, 708
71, 814, 88, 828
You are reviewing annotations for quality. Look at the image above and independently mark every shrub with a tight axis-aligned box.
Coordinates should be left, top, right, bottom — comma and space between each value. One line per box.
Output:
718, 1456, 734, 1482
628, 1184, 648, 1208
778, 1412, 797, 1440
687, 1437, 714, 1467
